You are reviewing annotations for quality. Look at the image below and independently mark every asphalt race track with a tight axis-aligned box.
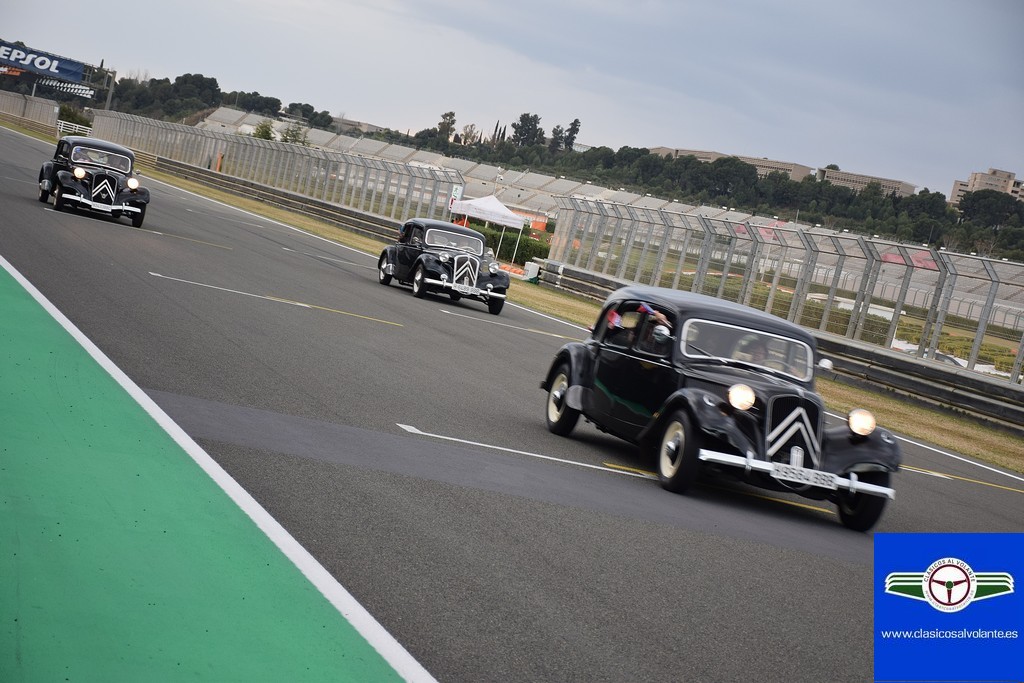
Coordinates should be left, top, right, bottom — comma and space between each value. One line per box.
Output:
2, 127, 1023, 682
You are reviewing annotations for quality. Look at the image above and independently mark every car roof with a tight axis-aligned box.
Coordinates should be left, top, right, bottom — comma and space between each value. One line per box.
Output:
406, 217, 485, 240
60, 136, 136, 160
608, 285, 817, 346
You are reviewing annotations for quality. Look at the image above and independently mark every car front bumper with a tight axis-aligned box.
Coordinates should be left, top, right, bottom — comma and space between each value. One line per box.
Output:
62, 194, 143, 214
42, 179, 143, 214
424, 276, 507, 299
698, 448, 896, 499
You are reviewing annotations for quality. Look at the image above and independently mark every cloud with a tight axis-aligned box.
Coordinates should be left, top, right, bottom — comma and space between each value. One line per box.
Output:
4, 0, 1022, 196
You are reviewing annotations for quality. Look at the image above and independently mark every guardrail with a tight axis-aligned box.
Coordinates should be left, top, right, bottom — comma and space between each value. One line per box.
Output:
150, 157, 401, 242
0, 111, 57, 138
816, 334, 1024, 431
535, 259, 1024, 434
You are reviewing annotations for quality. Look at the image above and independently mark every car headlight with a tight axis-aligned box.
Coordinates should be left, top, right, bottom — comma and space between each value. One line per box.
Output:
439, 252, 450, 263
488, 261, 500, 275
127, 177, 139, 190
728, 384, 756, 411
73, 166, 86, 179
848, 408, 876, 436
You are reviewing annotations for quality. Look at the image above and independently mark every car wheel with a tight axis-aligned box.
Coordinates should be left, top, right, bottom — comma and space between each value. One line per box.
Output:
411, 265, 427, 298
38, 184, 49, 203
836, 471, 890, 532
487, 298, 505, 315
657, 410, 700, 493
378, 255, 392, 285
545, 363, 580, 436
449, 292, 462, 301
53, 185, 65, 211
131, 205, 146, 228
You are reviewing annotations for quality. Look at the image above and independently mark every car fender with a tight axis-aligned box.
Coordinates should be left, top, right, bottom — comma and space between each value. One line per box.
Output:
38, 161, 56, 190
821, 426, 901, 474
540, 342, 593, 409
121, 186, 150, 204
414, 252, 444, 277
54, 169, 88, 196
480, 268, 511, 290
639, 387, 757, 455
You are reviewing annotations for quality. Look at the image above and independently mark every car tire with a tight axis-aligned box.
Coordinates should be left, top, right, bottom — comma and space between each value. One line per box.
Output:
657, 410, 700, 494
378, 255, 392, 286
487, 298, 505, 315
836, 471, 890, 532
411, 265, 427, 298
545, 363, 580, 436
131, 205, 146, 228
38, 184, 49, 203
53, 185, 65, 211
449, 292, 462, 301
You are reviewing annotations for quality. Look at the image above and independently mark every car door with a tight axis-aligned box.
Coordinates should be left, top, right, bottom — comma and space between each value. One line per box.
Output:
591, 300, 678, 439
53, 139, 71, 172
394, 222, 423, 281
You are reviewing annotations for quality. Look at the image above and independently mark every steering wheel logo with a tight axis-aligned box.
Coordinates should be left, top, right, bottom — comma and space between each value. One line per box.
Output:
885, 557, 1013, 611
922, 558, 977, 613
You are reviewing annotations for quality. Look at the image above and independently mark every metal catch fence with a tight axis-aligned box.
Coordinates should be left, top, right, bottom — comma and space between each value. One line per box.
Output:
552, 196, 1024, 385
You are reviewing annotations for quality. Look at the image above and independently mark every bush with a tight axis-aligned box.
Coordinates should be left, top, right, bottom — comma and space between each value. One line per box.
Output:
58, 104, 91, 127
472, 224, 550, 266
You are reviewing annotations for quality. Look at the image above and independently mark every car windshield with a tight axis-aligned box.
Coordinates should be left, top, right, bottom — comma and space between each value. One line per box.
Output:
681, 319, 813, 381
424, 229, 484, 256
71, 146, 132, 174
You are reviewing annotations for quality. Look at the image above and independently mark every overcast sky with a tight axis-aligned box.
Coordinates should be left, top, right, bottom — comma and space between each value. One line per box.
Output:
6, 0, 1022, 197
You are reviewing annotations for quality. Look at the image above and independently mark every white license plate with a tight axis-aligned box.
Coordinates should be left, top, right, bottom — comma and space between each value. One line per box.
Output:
772, 462, 838, 489
453, 283, 479, 295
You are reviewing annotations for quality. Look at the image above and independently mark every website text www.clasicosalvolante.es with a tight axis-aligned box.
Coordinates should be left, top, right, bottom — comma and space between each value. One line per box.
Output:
879, 628, 1018, 640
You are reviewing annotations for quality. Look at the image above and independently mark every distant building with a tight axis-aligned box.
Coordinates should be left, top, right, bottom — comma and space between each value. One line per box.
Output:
816, 167, 916, 198
649, 146, 918, 197
949, 168, 1021, 206
333, 117, 387, 136
649, 147, 814, 182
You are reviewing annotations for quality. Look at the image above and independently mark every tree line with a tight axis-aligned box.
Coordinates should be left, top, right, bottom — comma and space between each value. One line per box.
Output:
394, 111, 1023, 262
2, 60, 1020, 261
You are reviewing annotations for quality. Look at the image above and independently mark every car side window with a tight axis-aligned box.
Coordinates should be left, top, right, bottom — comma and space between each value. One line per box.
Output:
601, 303, 642, 349
634, 306, 674, 356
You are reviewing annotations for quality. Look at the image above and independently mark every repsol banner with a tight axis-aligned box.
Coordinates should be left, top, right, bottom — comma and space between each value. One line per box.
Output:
0, 41, 85, 83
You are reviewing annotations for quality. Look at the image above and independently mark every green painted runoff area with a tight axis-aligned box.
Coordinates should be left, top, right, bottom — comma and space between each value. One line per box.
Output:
0, 264, 404, 681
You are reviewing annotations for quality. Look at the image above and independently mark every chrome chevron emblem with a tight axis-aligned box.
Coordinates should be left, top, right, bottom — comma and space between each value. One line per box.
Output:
92, 177, 116, 202
453, 255, 479, 285
766, 406, 821, 465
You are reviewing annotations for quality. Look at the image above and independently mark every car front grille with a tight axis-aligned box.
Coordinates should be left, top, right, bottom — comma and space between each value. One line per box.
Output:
452, 254, 480, 287
90, 173, 117, 206
765, 395, 823, 468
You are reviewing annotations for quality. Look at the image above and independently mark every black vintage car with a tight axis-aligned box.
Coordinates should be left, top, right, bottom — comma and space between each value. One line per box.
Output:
378, 218, 510, 315
541, 286, 901, 531
38, 136, 150, 228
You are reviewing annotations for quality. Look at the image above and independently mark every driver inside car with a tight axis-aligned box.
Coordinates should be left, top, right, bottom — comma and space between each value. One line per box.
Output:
735, 337, 768, 364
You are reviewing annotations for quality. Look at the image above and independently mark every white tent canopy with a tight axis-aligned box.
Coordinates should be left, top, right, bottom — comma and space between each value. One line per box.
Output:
450, 195, 526, 229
